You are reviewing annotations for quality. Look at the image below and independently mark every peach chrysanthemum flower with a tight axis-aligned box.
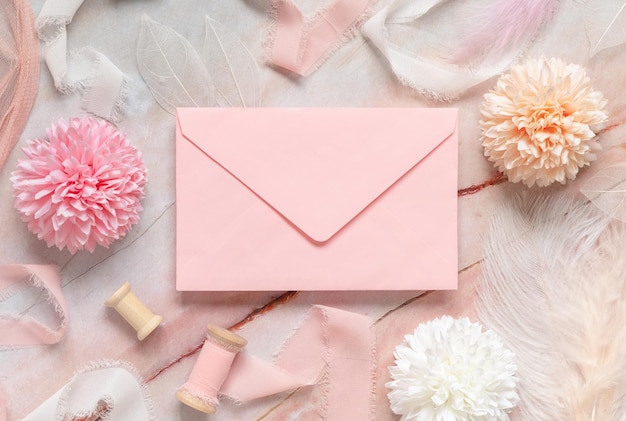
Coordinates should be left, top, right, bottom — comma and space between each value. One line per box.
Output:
11, 116, 147, 254
480, 57, 608, 187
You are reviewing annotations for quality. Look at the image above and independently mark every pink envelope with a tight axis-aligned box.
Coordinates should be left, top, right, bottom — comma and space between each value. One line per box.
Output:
175, 108, 458, 291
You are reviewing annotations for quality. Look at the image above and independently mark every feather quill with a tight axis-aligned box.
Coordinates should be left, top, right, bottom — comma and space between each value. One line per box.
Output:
137, 15, 214, 115
478, 193, 626, 420
203, 15, 261, 107
453, 0, 559, 64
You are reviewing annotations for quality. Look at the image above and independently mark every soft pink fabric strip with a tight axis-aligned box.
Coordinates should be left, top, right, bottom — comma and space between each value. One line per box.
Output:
0, 264, 67, 347
0, 0, 40, 172
0, 391, 6, 421
221, 305, 375, 420
270, 0, 373, 76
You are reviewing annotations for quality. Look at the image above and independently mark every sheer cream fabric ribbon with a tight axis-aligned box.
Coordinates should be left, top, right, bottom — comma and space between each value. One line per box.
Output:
361, 0, 520, 100
36, 0, 128, 122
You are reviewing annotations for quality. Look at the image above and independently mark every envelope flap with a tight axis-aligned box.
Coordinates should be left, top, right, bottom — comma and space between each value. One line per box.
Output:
177, 108, 457, 242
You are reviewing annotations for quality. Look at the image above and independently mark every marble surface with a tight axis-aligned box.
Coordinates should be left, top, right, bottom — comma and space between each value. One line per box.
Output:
2, 0, 626, 419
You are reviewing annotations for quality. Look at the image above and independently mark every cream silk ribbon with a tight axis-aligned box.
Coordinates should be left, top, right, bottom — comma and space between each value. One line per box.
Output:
19, 361, 153, 421
269, 0, 373, 76
36, 0, 128, 122
0, 264, 67, 347
0, 0, 39, 172
361, 0, 520, 100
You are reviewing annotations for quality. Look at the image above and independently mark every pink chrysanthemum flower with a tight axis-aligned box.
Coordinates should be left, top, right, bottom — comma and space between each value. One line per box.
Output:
480, 57, 608, 187
11, 116, 147, 254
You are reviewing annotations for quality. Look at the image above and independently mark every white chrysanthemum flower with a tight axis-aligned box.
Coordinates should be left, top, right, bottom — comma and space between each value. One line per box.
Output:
480, 57, 608, 188
386, 316, 519, 421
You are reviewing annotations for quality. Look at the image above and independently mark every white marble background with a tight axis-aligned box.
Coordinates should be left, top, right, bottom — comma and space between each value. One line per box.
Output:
2, 0, 626, 419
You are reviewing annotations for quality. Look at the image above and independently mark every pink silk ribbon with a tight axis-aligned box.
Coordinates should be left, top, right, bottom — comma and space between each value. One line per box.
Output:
0, 264, 67, 347
0, 391, 6, 421
0, 0, 39, 172
15, 306, 372, 419
269, 0, 373, 76
219, 305, 375, 419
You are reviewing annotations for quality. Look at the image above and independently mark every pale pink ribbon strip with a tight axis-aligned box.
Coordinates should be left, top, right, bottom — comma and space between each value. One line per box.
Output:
0, 0, 40, 172
219, 305, 375, 419
269, 0, 373, 76
19, 360, 153, 421
0, 264, 67, 347
0, 391, 6, 421
36, 0, 128, 122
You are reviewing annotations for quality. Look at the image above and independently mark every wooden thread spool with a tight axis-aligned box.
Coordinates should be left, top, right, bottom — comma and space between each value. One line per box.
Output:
176, 324, 247, 414
104, 282, 162, 340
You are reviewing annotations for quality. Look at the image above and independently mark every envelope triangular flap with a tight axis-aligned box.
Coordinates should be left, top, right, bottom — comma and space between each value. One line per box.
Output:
177, 108, 457, 242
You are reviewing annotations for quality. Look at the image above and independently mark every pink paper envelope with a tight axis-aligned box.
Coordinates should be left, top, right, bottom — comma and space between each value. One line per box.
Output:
175, 108, 458, 291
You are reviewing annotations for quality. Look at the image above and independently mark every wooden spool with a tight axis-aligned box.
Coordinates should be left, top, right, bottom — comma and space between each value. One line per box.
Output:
104, 282, 162, 340
175, 324, 247, 414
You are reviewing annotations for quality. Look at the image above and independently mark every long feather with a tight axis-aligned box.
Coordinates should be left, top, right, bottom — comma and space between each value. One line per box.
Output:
478, 193, 626, 420
453, 0, 559, 64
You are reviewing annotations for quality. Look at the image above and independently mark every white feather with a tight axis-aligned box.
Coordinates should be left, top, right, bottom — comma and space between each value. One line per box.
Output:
478, 193, 626, 421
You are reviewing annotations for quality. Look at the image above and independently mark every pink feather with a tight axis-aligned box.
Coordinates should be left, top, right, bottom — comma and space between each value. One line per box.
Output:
453, 0, 560, 64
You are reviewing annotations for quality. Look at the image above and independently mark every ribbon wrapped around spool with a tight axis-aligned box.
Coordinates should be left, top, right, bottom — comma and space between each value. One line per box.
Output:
176, 324, 247, 413
176, 305, 375, 419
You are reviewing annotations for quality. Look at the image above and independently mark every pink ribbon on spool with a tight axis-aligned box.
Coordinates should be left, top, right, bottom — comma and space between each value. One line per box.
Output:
177, 305, 375, 419
177, 325, 248, 413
